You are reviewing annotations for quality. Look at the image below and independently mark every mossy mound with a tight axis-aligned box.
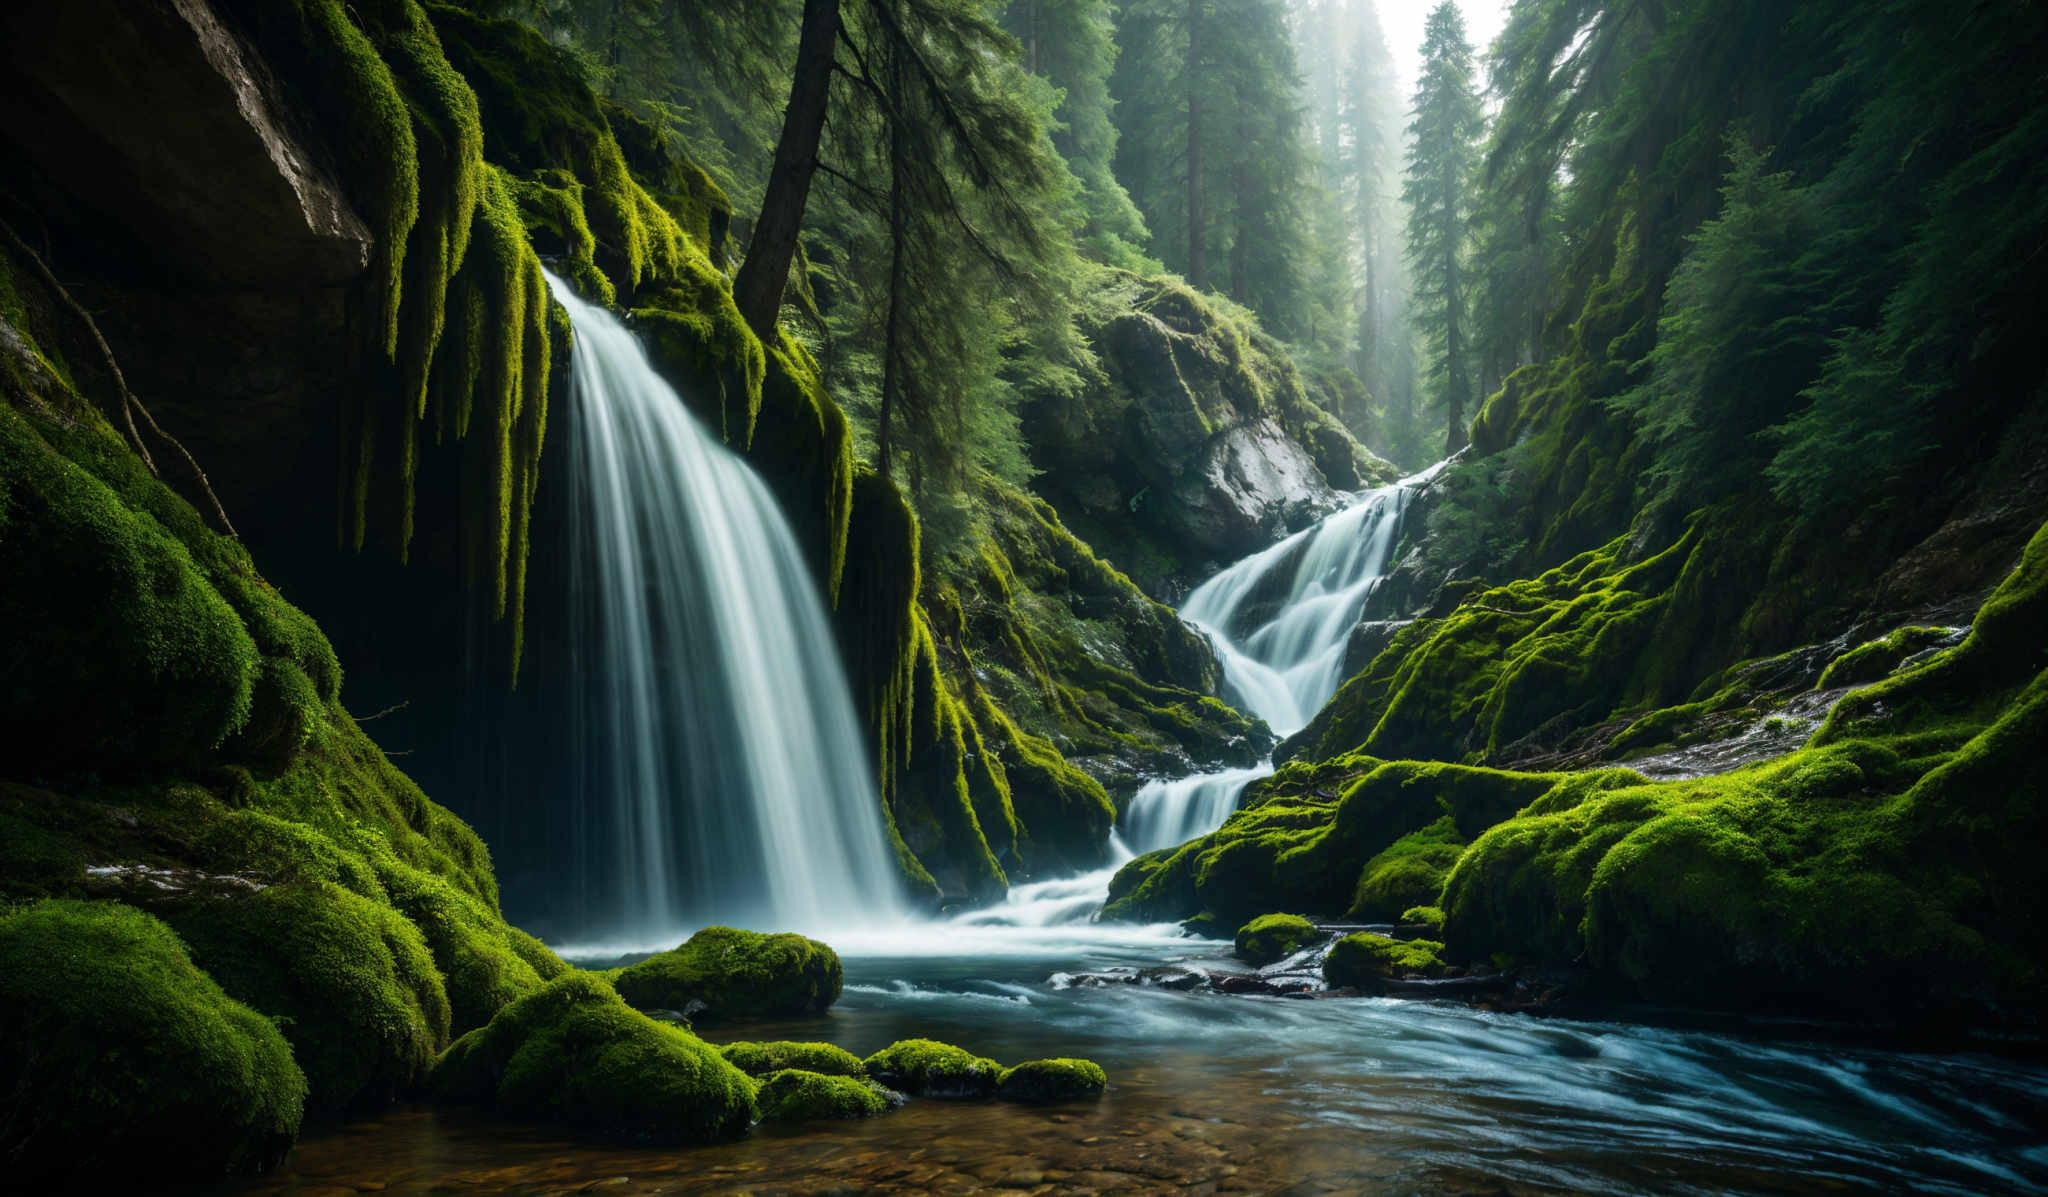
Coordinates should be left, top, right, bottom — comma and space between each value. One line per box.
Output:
1103, 757, 1605, 926
435, 973, 757, 1142
1402, 905, 1447, 932
862, 1039, 1003, 1100
612, 927, 842, 1020
169, 880, 451, 1115
997, 1058, 1109, 1104
1431, 519, 2048, 1024
1815, 625, 1958, 691
1322, 933, 1449, 992
0, 900, 306, 1184
756, 1069, 890, 1122
720, 1041, 867, 1078
1234, 913, 1319, 965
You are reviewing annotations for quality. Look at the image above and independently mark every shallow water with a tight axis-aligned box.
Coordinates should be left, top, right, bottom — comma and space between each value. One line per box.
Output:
201, 928, 2048, 1196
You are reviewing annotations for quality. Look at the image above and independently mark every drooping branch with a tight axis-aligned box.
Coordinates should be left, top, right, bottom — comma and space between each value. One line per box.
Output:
0, 214, 238, 539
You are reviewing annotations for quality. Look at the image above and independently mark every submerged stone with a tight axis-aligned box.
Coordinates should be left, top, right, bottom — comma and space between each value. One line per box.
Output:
756, 1069, 891, 1122
435, 972, 757, 1143
1234, 913, 1320, 965
998, 1058, 1109, 1104
721, 1040, 866, 1077
862, 1038, 1003, 1099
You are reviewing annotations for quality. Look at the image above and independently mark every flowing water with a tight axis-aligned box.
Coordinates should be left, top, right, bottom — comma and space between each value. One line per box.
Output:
1122, 465, 1440, 860
549, 271, 902, 943
198, 344, 2048, 1193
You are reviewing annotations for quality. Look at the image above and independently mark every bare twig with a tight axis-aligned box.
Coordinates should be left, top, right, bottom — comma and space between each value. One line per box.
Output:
0, 214, 238, 540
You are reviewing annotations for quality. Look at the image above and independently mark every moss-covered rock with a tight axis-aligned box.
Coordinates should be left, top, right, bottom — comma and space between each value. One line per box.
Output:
997, 1058, 1109, 1104
1815, 626, 1958, 691
1234, 913, 1319, 965
720, 1041, 867, 1078
862, 1039, 1003, 1099
0, 900, 306, 1183
1322, 933, 1449, 992
435, 973, 757, 1142
612, 926, 842, 1020
756, 1069, 890, 1122
1103, 758, 1583, 926
169, 880, 450, 1115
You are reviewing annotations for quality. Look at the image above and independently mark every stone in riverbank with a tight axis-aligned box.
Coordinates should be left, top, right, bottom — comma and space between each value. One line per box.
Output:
864, 1039, 1004, 1099
1234, 913, 1320, 965
999, 1058, 1109, 1103
757, 1069, 893, 1121
1322, 932, 1448, 993
612, 926, 842, 1020
435, 973, 757, 1142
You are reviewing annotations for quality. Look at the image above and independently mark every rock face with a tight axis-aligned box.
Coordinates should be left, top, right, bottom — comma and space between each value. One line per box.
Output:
1027, 277, 1394, 597
0, 0, 371, 285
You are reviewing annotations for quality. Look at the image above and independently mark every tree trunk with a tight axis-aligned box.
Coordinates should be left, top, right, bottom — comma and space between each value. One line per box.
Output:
1185, 0, 1207, 289
879, 77, 910, 484
733, 0, 841, 341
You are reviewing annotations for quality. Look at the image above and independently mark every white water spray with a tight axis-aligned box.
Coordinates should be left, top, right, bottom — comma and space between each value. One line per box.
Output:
550, 270, 902, 942
1120, 464, 1443, 859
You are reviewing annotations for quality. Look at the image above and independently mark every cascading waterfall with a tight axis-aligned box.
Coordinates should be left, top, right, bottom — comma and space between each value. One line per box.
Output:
549, 270, 902, 943
1121, 465, 1444, 858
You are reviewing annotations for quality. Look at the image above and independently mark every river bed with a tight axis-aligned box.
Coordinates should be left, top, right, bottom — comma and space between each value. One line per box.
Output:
197, 923, 2048, 1196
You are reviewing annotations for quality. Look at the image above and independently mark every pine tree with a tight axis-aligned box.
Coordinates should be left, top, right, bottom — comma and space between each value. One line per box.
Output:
999, 0, 1151, 264
1402, 0, 1483, 456
1340, 0, 1419, 460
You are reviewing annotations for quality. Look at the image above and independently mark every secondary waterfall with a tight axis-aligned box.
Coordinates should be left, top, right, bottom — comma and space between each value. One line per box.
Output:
1121, 465, 1443, 857
549, 270, 902, 942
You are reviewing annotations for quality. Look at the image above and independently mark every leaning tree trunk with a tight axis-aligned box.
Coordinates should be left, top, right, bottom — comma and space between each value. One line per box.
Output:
734, 0, 841, 341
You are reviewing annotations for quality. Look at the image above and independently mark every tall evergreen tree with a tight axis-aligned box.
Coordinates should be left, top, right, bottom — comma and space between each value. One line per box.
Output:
999, 0, 1151, 264
1340, 0, 1419, 459
1402, 0, 1483, 456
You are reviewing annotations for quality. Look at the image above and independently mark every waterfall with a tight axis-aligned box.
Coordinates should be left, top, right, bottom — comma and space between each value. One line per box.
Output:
1121, 465, 1443, 857
548, 270, 902, 943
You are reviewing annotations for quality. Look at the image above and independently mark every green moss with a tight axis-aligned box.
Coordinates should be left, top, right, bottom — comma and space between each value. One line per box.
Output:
170, 881, 449, 1115
862, 1039, 1003, 1099
611, 927, 842, 1021
1104, 760, 1569, 926
719, 1041, 867, 1078
1817, 626, 1957, 691
0, 900, 305, 1183
1402, 905, 1446, 932
1234, 913, 1319, 965
0, 403, 257, 775
373, 852, 559, 1035
997, 1058, 1108, 1104
1428, 528, 2048, 1024
435, 973, 757, 1142
1349, 816, 1464, 921
756, 1069, 890, 1122
1322, 932, 1449, 991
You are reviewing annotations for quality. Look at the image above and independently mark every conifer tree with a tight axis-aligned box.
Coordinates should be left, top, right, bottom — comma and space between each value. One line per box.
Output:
1402, 0, 1483, 456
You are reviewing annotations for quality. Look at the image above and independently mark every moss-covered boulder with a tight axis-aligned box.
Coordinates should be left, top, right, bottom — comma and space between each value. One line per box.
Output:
0, 900, 306, 1182
1234, 913, 1319, 965
169, 880, 450, 1115
862, 1039, 1003, 1099
720, 1041, 866, 1078
997, 1058, 1109, 1104
756, 1069, 890, 1122
1322, 933, 1449, 992
435, 972, 757, 1142
611, 926, 842, 1020
1104, 757, 1589, 925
